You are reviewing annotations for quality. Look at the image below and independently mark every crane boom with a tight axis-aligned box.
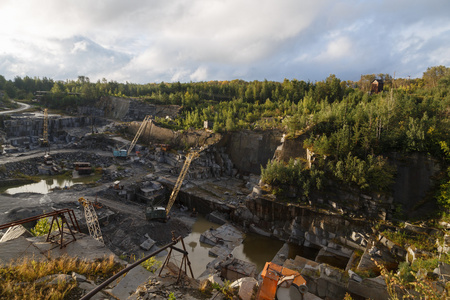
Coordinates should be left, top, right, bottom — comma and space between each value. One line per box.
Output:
165, 151, 199, 215
78, 197, 104, 244
43, 108, 48, 145
128, 115, 152, 156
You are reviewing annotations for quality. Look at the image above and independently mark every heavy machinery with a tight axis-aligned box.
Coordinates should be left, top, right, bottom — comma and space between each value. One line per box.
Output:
113, 115, 152, 158
78, 197, 104, 244
40, 108, 49, 147
258, 262, 308, 300
146, 150, 200, 221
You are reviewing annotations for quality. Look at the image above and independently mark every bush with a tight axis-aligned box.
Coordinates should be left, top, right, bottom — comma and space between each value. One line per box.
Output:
141, 257, 162, 273
31, 217, 61, 236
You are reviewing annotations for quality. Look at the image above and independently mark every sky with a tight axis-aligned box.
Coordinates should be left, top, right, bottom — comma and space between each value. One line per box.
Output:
0, 0, 449, 84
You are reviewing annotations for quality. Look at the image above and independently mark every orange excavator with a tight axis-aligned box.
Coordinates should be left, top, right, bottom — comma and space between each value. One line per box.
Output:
257, 262, 308, 300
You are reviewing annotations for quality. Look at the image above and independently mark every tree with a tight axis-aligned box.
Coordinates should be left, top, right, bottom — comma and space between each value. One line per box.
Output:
50, 82, 64, 94
422, 65, 450, 88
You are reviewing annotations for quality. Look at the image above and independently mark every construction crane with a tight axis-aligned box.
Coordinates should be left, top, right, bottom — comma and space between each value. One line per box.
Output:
127, 115, 152, 156
113, 115, 152, 158
146, 149, 200, 221
40, 108, 49, 147
78, 197, 104, 244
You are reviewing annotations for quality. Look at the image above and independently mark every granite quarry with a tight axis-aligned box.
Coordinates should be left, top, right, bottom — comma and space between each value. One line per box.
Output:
0, 96, 449, 299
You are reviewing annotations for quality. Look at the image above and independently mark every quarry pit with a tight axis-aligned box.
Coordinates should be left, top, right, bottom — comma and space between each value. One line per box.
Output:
0, 97, 446, 300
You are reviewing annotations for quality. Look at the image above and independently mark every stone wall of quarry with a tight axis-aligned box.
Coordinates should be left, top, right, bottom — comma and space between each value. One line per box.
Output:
131, 125, 283, 175
238, 196, 373, 249
176, 188, 373, 254
78, 96, 181, 122
128, 122, 222, 149
390, 152, 441, 218
272, 133, 309, 162
217, 130, 284, 174
1, 116, 106, 146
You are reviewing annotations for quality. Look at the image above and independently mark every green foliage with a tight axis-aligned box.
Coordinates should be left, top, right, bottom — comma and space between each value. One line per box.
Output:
30, 217, 61, 237
330, 153, 395, 191
167, 292, 176, 300
438, 141, 450, 212
261, 158, 324, 197
211, 280, 235, 300
141, 257, 162, 273
376, 260, 449, 300
381, 230, 437, 252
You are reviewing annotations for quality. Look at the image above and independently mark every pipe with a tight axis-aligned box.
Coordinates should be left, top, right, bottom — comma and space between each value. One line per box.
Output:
80, 237, 179, 300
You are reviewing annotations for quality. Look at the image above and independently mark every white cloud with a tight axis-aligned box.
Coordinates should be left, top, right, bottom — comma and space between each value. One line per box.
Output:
0, 0, 449, 83
71, 41, 88, 54
190, 66, 208, 82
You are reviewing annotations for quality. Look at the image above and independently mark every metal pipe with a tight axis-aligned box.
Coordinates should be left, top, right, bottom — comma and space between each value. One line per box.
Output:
0, 209, 75, 230
80, 237, 180, 300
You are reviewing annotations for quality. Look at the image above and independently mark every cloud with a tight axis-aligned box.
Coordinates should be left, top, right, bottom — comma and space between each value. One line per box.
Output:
0, 0, 449, 83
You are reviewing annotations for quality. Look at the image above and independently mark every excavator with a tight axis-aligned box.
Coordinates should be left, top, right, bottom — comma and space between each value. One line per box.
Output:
146, 150, 200, 221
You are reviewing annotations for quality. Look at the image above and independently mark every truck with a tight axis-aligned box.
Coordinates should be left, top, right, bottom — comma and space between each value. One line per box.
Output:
113, 149, 127, 158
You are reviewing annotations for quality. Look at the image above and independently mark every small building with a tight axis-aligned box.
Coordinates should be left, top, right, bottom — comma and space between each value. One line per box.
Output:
371, 79, 384, 94
135, 181, 165, 204
73, 162, 92, 175
204, 120, 213, 129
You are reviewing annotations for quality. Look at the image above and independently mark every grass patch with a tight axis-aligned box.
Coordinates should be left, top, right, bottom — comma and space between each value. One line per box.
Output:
381, 230, 437, 252
0, 255, 124, 300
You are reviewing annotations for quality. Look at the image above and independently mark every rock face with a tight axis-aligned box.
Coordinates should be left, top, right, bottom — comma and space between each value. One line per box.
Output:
390, 152, 441, 218
2, 115, 106, 146
79, 96, 182, 121
217, 130, 283, 174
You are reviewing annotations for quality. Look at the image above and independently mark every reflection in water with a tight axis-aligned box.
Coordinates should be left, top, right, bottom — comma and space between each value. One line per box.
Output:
170, 215, 323, 278
188, 241, 197, 252
232, 232, 284, 273
173, 215, 217, 278
174, 216, 285, 278
5, 179, 77, 195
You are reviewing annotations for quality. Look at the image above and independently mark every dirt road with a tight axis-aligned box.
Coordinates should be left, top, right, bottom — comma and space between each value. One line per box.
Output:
0, 101, 30, 115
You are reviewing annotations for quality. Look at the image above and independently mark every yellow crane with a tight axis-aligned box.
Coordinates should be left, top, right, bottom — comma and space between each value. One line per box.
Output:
113, 115, 152, 158
41, 108, 49, 146
146, 149, 199, 220
78, 197, 104, 244
127, 115, 152, 156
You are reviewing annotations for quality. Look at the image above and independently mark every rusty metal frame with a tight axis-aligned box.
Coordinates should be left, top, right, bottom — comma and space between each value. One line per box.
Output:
158, 233, 194, 283
0, 209, 81, 249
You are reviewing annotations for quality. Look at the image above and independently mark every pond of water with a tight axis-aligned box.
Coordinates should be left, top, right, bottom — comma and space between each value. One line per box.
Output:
173, 215, 318, 278
5, 178, 78, 195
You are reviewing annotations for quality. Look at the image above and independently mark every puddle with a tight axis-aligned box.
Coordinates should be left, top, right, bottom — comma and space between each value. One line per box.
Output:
5, 178, 78, 195
231, 232, 284, 273
173, 215, 217, 278
173, 215, 292, 278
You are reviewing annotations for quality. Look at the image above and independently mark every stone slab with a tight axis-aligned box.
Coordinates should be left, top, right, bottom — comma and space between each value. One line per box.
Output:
0, 224, 33, 242
207, 211, 228, 225
0, 236, 47, 265
347, 276, 388, 300
200, 223, 244, 250
41, 233, 119, 262
304, 292, 323, 300
111, 265, 151, 300
140, 238, 156, 251
209, 245, 231, 258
